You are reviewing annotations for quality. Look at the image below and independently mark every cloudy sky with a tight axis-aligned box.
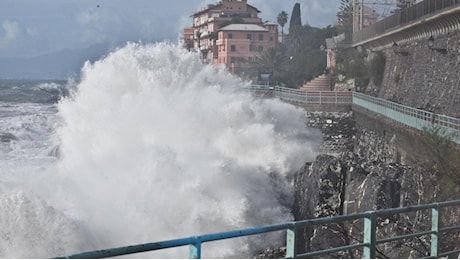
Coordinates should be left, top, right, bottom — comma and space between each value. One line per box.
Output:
0, 0, 342, 58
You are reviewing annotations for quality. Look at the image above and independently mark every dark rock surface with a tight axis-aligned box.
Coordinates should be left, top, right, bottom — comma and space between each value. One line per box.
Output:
290, 111, 459, 258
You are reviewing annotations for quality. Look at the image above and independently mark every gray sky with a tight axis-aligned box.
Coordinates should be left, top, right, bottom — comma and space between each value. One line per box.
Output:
0, 0, 342, 58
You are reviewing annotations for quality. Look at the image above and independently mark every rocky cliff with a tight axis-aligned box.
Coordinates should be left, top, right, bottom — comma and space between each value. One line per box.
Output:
291, 111, 459, 258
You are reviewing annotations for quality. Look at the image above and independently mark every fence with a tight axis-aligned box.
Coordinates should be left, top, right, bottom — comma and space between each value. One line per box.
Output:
352, 0, 460, 44
55, 200, 460, 259
248, 86, 459, 144
248, 85, 353, 105
353, 92, 460, 144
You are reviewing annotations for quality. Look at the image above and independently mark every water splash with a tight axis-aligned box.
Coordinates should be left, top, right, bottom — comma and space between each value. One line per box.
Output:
14, 42, 321, 258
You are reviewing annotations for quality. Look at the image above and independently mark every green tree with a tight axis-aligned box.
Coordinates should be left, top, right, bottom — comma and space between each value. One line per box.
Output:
286, 3, 303, 53
277, 11, 288, 44
337, 0, 352, 32
336, 0, 353, 43
280, 25, 336, 88
335, 46, 369, 88
251, 47, 289, 84
289, 3, 302, 35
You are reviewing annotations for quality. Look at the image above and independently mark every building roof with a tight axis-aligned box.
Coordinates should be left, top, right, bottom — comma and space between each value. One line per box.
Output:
218, 24, 268, 32
191, 2, 260, 17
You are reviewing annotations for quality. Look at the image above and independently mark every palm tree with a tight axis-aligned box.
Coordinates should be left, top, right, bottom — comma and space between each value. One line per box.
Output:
251, 47, 289, 84
277, 11, 288, 44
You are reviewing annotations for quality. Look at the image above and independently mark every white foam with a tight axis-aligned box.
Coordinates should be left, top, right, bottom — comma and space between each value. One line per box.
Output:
3, 42, 322, 258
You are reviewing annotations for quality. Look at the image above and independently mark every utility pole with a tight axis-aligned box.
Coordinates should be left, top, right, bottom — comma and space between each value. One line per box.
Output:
353, 0, 399, 32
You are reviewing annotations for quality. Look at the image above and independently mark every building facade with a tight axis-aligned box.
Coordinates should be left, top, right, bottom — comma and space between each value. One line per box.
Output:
185, 0, 278, 76
215, 23, 278, 75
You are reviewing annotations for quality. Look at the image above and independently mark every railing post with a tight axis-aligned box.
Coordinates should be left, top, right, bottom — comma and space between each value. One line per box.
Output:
189, 241, 201, 259
286, 225, 297, 258
431, 204, 439, 258
363, 212, 377, 258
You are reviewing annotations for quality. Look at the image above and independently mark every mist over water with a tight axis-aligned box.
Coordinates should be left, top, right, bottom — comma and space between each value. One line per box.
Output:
1, 42, 322, 258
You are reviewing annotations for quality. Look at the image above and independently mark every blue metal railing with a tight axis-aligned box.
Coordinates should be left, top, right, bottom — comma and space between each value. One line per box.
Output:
55, 200, 460, 259
353, 92, 460, 144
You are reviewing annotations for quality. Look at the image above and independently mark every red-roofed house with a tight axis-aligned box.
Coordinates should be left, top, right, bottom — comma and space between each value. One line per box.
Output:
184, 0, 278, 76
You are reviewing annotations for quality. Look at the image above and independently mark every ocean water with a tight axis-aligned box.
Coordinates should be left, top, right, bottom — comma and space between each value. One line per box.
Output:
0, 42, 322, 258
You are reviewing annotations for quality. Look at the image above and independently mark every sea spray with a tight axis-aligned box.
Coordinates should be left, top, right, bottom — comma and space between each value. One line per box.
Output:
38, 42, 320, 258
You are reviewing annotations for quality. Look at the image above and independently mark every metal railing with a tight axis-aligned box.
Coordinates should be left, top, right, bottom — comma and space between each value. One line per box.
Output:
353, 92, 460, 144
353, 0, 460, 44
248, 87, 459, 144
274, 87, 353, 104
248, 85, 353, 105
55, 200, 460, 259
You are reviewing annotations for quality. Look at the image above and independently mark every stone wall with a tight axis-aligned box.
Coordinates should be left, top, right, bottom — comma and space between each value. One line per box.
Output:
363, 30, 460, 119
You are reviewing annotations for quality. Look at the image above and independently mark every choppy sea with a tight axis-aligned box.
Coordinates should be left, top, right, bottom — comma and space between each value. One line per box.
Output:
0, 42, 321, 258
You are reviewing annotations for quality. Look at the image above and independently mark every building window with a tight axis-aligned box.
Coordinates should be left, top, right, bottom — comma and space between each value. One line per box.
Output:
231, 45, 236, 52
228, 33, 233, 39
247, 34, 252, 40
259, 34, 264, 41
258, 46, 263, 52
231, 57, 236, 63
270, 36, 274, 41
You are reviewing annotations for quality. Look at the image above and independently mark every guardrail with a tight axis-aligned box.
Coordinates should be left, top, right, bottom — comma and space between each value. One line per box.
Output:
353, 92, 460, 144
55, 200, 460, 259
274, 87, 353, 104
249, 87, 459, 144
248, 85, 353, 105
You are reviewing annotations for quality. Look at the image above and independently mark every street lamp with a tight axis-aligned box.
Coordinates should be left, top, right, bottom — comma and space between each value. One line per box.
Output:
428, 36, 447, 54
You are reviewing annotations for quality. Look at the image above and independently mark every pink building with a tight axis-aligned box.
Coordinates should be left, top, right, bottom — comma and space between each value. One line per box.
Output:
183, 28, 194, 51
185, 0, 278, 75
215, 23, 278, 75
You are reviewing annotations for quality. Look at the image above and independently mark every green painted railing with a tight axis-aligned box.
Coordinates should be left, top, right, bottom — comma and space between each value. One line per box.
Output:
249, 87, 459, 144
55, 200, 460, 259
353, 92, 460, 144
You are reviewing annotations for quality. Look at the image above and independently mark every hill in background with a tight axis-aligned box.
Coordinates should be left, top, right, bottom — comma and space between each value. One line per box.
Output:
0, 43, 111, 80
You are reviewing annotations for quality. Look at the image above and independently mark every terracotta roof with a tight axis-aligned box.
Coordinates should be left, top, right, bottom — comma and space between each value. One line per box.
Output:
191, 2, 260, 17
218, 23, 268, 32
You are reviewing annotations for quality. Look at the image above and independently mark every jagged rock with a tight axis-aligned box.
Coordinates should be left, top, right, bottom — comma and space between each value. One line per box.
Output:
291, 111, 459, 258
253, 247, 286, 259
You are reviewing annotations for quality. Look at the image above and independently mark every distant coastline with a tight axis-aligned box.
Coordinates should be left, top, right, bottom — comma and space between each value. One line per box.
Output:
0, 43, 110, 80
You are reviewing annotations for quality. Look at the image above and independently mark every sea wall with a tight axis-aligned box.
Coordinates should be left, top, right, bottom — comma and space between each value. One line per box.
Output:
363, 30, 460, 119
